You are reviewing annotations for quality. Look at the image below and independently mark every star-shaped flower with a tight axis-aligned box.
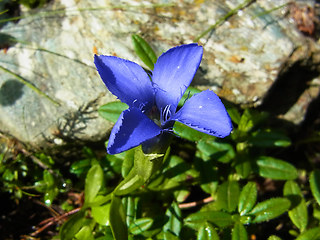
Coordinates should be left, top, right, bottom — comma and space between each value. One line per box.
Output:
94, 43, 232, 154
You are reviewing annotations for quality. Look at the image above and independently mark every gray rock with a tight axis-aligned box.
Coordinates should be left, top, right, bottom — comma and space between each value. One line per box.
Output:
0, 0, 319, 148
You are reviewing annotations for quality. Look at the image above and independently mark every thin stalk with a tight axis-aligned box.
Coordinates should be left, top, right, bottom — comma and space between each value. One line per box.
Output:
0, 65, 60, 106
194, 0, 255, 42
252, 2, 289, 19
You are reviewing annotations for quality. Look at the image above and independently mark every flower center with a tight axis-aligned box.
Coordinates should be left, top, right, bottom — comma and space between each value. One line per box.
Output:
146, 105, 173, 128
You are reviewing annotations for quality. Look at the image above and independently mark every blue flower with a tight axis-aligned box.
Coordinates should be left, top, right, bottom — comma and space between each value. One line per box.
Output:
94, 43, 232, 154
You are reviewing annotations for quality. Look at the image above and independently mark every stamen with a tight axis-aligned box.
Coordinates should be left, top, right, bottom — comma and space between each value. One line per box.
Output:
139, 102, 146, 112
165, 106, 171, 121
161, 104, 172, 122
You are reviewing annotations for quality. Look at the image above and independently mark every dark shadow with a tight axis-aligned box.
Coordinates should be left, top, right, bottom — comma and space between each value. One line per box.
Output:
259, 58, 320, 115
286, 194, 302, 209
300, 90, 320, 131
0, 79, 24, 106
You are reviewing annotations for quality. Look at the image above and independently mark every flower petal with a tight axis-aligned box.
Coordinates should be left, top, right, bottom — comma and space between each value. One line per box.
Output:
94, 55, 154, 110
152, 43, 203, 113
171, 90, 232, 138
107, 107, 162, 154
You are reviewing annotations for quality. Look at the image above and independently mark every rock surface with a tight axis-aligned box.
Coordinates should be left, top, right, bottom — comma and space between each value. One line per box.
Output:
0, 0, 319, 148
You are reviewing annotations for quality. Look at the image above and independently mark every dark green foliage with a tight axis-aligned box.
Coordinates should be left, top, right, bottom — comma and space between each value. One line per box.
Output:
1, 34, 320, 240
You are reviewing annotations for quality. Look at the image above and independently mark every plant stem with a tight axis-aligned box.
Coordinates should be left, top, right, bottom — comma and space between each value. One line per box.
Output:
194, 0, 255, 42
0, 65, 60, 106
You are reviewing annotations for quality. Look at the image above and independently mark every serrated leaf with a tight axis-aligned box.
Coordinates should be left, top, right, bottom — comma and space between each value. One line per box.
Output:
296, 227, 320, 240
310, 170, 320, 206
110, 195, 128, 240
185, 211, 233, 229
129, 218, 154, 235
197, 140, 235, 163
59, 210, 86, 240
164, 201, 182, 236
256, 156, 298, 180
250, 198, 291, 223
132, 34, 157, 70
84, 164, 104, 205
216, 181, 240, 212
232, 223, 248, 240
238, 182, 257, 216
197, 222, 219, 240
98, 101, 128, 123
283, 181, 308, 232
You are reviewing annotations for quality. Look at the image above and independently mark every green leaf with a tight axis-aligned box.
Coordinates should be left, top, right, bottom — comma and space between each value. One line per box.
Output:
224, 102, 241, 125
132, 34, 157, 70
74, 225, 94, 240
310, 170, 320, 206
250, 198, 291, 223
91, 201, 111, 226
238, 182, 257, 216
114, 168, 144, 196
124, 196, 135, 227
84, 164, 104, 205
194, 151, 219, 195
174, 121, 212, 142
42, 170, 58, 206
197, 140, 235, 163
114, 146, 166, 195
268, 236, 282, 240
70, 159, 91, 176
235, 155, 252, 179
178, 86, 201, 107
134, 145, 164, 182
256, 156, 298, 180
59, 210, 86, 240
197, 222, 219, 240
232, 223, 248, 240
163, 201, 182, 236
110, 195, 128, 240
98, 101, 128, 123
283, 181, 308, 232
44, 188, 59, 206
296, 227, 320, 240
238, 109, 269, 133
216, 181, 240, 212
185, 211, 233, 229
129, 218, 154, 235
157, 231, 180, 240
120, 149, 135, 178
248, 130, 291, 148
